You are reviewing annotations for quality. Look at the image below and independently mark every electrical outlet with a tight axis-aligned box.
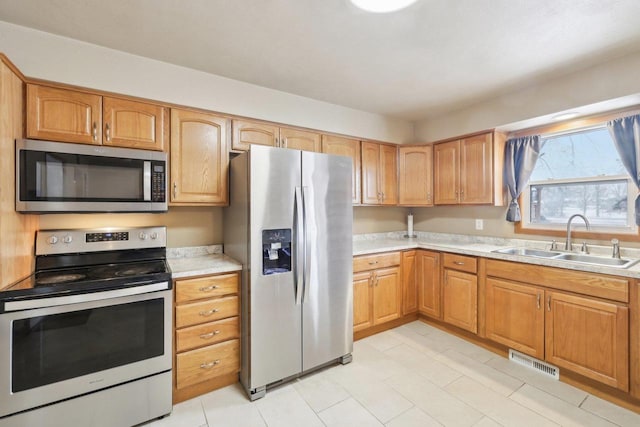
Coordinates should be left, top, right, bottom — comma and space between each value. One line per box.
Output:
475, 219, 483, 230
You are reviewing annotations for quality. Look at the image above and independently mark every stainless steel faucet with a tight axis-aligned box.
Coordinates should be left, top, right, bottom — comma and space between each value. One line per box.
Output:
612, 238, 621, 259
564, 214, 590, 251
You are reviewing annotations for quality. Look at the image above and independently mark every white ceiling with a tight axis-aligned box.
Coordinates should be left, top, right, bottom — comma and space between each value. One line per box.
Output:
1, 0, 640, 121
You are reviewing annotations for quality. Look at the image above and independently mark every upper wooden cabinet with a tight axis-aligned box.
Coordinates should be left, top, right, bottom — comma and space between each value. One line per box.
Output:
27, 85, 102, 145
433, 132, 505, 205
231, 119, 320, 152
361, 141, 398, 205
27, 84, 167, 151
399, 145, 433, 206
102, 97, 168, 151
170, 109, 230, 205
322, 135, 361, 204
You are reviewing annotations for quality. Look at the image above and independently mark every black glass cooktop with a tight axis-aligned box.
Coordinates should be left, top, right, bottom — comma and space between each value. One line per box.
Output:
0, 249, 172, 308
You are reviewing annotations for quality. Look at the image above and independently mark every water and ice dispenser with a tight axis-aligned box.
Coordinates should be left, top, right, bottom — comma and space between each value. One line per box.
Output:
262, 229, 292, 275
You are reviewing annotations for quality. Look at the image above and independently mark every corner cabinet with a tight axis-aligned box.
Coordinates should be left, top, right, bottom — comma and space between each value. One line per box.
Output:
27, 84, 168, 151
322, 135, 361, 204
417, 250, 441, 318
398, 145, 433, 206
433, 132, 505, 205
361, 141, 398, 205
173, 272, 241, 403
352, 252, 402, 333
231, 119, 321, 152
170, 109, 230, 205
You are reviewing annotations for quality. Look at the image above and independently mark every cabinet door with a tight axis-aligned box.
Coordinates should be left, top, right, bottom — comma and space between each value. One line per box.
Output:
545, 291, 629, 391
103, 97, 167, 151
485, 278, 544, 359
373, 267, 402, 325
460, 133, 493, 204
361, 141, 381, 204
401, 251, 418, 315
170, 109, 229, 204
231, 119, 278, 151
27, 84, 102, 144
322, 135, 361, 204
399, 145, 433, 206
417, 250, 441, 318
353, 271, 373, 332
379, 144, 398, 205
433, 140, 460, 205
443, 268, 477, 333
280, 128, 321, 152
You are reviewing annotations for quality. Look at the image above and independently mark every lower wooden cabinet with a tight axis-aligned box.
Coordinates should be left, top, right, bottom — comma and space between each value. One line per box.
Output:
485, 277, 544, 359
546, 291, 628, 391
352, 252, 401, 333
173, 272, 240, 403
417, 250, 441, 318
485, 260, 629, 392
442, 254, 478, 333
401, 251, 418, 315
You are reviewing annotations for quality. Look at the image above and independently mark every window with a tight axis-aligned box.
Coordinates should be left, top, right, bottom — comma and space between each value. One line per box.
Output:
521, 125, 637, 234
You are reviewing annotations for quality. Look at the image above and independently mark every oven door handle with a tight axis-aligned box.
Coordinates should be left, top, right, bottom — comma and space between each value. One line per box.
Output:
3, 281, 171, 312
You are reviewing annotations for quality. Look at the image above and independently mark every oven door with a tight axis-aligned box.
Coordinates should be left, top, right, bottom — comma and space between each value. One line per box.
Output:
16, 139, 167, 212
0, 285, 172, 418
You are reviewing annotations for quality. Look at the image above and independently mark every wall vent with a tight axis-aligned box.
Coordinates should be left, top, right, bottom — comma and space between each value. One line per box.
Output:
509, 349, 559, 380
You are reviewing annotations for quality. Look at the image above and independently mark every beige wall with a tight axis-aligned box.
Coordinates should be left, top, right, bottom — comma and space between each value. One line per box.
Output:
0, 21, 413, 144
38, 207, 223, 248
353, 207, 408, 235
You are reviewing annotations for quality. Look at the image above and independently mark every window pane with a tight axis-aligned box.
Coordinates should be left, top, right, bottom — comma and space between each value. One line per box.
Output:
531, 127, 625, 181
530, 180, 628, 227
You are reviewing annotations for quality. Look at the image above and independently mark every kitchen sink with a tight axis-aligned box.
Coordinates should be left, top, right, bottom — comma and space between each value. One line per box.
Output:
492, 247, 640, 268
492, 247, 561, 258
554, 253, 639, 268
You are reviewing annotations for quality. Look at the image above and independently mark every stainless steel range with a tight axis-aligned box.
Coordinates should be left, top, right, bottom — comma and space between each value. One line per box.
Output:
0, 226, 173, 427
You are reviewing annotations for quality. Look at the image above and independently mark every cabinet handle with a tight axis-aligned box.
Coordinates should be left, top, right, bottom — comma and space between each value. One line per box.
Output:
199, 308, 220, 316
282, 138, 287, 148
536, 293, 541, 309
427, 192, 431, 203
200, 360, 220, 369
92, 122, 98, 141
368, 261, 379, 265
199, 285, 220, 292
173, 182, 177, 199
105, 123, 111, 142
200, 330, 221, 339
455, 190, 459, 202
547, 296, 551, 312
453, 261, 465, 266
460, 189, 464, 201
275, 138, 280, 147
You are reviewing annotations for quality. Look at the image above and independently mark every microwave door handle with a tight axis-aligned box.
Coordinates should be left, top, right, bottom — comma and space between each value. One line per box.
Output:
143, 161, 151, 201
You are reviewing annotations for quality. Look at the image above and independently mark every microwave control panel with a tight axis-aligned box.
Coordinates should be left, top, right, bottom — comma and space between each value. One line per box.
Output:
151, 162, 166, 202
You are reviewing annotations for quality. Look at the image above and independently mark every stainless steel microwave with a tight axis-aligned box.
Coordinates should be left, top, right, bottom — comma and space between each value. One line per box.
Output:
16, 139, 167, 213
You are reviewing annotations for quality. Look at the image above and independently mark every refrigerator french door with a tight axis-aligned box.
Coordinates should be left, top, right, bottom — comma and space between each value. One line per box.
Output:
225, 145, 353, 400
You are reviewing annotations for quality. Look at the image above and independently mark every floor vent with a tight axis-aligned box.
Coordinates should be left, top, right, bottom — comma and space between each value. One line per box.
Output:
509, 349, 559, 380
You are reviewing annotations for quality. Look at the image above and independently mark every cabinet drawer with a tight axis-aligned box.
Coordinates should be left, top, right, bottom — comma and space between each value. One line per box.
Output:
176, 339, 240, 389
176, 273, 239, 303
176, 296, 239, 328
353, 252, 400, 273
176, 316, 239, 353
443, 253, 477, 274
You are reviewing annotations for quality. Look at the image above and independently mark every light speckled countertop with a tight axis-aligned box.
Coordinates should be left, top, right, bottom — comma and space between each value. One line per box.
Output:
167, 245, 242, 279
353, 232, 640, 279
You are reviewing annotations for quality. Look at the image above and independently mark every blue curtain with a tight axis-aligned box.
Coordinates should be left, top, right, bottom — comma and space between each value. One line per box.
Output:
503, 135, 542, 222
608, 114, 640, 225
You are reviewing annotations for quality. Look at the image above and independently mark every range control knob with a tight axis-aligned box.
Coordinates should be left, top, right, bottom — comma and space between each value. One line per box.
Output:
150, 232, 158, 240
48, 236, 59, 245
62, 235, 73, 244
139, 232, 148, 240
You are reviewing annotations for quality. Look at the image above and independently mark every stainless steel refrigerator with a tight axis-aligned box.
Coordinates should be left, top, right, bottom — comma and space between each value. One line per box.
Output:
224, 145, 353, 400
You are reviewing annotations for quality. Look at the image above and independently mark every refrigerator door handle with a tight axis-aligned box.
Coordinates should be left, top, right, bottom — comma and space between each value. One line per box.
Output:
295, 186, 304, 305
302, 186, 311, 303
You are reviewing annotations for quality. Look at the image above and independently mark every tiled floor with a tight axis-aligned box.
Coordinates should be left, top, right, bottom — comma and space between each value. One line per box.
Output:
147, 321, 640, 427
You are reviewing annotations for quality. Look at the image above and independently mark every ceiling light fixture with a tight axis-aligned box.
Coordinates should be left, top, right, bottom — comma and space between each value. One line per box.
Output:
551, 111, 580, 121
350, 0, 419, 13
